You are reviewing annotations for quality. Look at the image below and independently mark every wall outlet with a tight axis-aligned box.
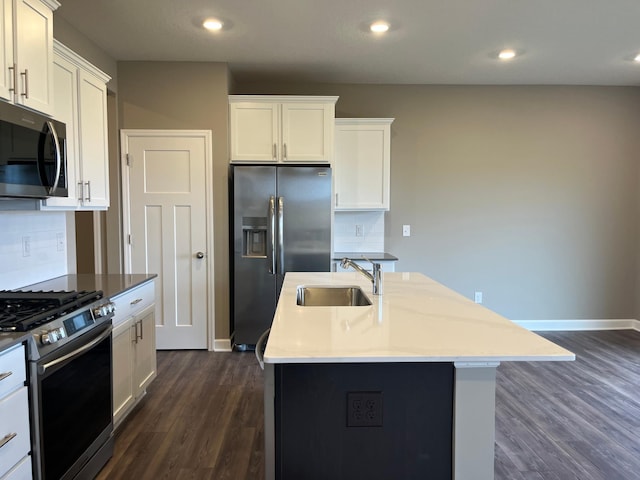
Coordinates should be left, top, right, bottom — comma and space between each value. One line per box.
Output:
402, 224, 411, 237
347, 391, 383, 427
355, 224, 364, 237
22, 236, 31, 257
474, 291, 483, 304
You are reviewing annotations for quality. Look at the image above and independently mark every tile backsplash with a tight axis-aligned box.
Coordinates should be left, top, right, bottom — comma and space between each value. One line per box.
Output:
333, 211, 385, 252
0, 211, 69, 289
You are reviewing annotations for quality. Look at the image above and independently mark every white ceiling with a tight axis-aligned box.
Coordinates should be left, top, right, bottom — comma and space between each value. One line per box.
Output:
56, 0, 640, 85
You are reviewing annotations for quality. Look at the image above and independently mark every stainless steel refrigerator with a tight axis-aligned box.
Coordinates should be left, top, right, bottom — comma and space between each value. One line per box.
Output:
231, 165, 332, 348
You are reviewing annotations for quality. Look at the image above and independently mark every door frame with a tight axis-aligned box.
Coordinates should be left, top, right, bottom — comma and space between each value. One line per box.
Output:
120, 129, 216, 351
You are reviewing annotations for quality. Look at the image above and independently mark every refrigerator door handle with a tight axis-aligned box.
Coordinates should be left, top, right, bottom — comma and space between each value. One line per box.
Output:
268, 196, 276, 274
277, 196, 284, 275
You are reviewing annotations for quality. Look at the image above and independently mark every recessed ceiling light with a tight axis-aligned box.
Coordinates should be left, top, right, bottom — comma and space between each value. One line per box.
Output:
203, 19, 223, 31
498, 49, 517, 60
634, 53, 640, 62
370, 21, 390, 33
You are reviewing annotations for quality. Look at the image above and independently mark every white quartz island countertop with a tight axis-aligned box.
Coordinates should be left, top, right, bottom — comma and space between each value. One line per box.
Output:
264, 272, 575, 364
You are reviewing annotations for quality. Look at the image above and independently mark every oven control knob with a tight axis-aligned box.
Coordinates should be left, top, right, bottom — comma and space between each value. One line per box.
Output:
40, 327, 67, 345
93, 302, 116, 318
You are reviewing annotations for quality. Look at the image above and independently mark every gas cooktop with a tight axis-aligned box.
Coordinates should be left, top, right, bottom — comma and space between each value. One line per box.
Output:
0, 290, 104, 332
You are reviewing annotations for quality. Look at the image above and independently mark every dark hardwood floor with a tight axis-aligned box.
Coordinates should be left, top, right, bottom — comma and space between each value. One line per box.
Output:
96, 348, 265, 480
96, 330, 640, 480
495, 330, 640, 480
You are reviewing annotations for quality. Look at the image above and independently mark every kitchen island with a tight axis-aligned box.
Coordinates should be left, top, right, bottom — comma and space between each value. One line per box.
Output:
263, 272, 574, 480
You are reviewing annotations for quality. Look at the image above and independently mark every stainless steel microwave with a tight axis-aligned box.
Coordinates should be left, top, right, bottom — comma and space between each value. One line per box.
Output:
0, 101, 68, 199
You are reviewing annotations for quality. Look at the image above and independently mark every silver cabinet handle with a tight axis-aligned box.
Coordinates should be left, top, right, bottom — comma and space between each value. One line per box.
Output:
8, 64, 16, 94
0, 371, 12, 382
283, 143, 287, 160
196, 252, 205, 259
268, 196, 276, 274
335, 193, 338, 207
133, 318, 143, 342
277, 196, 284, 274
273, 143, 277, 160
0, 432, 17, 449
20, 69, 28, 98
78, 182, 84, 203
130, 298, 143, 305
85, 181, 91, 202
132, 320, 142, 343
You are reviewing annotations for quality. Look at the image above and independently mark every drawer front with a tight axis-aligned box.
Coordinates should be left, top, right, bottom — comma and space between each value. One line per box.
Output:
0, 345, 26, 399
111, 281, 155, 326
0, 454, 32, 480
0, 387, 30, 478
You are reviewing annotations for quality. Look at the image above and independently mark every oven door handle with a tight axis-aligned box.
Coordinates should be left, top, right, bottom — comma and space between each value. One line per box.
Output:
38, 327, 112, 375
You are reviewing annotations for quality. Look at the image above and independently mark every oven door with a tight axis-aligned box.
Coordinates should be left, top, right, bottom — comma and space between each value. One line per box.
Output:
31, 322, 113, 480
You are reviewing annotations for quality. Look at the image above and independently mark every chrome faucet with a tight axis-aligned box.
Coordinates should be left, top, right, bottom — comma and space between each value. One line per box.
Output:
340, 257, 383, 295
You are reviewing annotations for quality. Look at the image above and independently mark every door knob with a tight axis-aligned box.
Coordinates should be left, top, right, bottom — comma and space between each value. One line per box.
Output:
196, 252, 205, 259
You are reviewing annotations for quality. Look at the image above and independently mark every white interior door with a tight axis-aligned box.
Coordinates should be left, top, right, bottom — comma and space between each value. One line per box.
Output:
121, 130, 213, 350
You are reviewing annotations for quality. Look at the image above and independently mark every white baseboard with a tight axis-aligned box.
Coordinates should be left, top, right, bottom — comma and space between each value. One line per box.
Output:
212, 338, 232, 352
514, 319, 638, 332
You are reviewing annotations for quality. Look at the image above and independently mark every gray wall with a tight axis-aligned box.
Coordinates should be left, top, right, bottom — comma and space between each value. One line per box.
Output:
118, 61, 231, 339
236, 82, 640, 321
53, 16, 118, 91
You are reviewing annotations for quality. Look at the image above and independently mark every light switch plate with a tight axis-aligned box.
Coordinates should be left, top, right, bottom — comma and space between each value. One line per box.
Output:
402, 225, 411, 237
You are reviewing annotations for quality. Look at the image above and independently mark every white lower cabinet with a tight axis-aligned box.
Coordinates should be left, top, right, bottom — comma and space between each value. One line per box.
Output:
112, 282, 157, 429
0, 344, 30, 480
0, 455, 31, 480
112, 319, 135, 427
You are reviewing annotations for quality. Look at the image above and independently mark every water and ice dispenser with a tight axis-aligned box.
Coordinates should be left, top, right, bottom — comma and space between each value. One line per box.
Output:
242, 217, 267, 257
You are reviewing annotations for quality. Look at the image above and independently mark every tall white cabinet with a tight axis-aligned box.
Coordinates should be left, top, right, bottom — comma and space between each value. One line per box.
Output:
41, 40, 110, 210
0, 0, 58, 115
334, 118, 393, 211
229, 96, 338, 163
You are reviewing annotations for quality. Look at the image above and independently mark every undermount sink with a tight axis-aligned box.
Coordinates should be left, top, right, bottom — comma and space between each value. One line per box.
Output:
296, 285, 372, 307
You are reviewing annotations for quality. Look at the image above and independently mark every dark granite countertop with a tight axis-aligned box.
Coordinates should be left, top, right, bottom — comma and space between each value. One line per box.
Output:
332, 252, 398, 261
0, 331, 31, 354
22, 274, 157, 300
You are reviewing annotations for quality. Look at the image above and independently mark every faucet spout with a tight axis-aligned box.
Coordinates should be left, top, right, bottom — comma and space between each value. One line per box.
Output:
340, 257, 383, 295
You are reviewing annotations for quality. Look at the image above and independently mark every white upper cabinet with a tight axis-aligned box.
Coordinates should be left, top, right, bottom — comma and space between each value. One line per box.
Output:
41, 40, 110, 210
77, 68, 109, 207
0, 0, 59, 115
229, 95, 338, 163
334, 118, 394, 211
0, 0, 13, 102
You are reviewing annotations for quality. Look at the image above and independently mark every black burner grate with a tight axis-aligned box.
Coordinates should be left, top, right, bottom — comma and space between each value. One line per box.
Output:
0, 290, 103, 332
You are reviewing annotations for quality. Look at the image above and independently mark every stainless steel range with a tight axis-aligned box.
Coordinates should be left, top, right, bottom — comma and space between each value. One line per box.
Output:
0, 289, 116, 480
